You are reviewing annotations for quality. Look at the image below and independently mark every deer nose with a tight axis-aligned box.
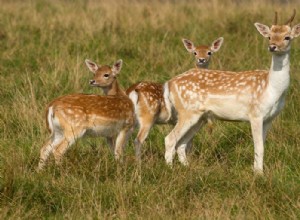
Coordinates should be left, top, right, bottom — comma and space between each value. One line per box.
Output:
269, 45, 277, 52
89, 80, 95, 85
198, 58, 206, 63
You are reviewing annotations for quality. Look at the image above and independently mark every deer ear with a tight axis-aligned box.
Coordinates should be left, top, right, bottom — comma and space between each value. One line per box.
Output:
182, 38, 195, 53
85, 59, 99, 73
112, 59, 123, 76
291, 23, 300, 38
210, 37, 224, 52
254, 23, 270, 38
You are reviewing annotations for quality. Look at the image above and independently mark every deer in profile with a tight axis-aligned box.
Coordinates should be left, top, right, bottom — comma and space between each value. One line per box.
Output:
126, 37, 223, 162
38, 59, 135, 170
163, 10, 300, 174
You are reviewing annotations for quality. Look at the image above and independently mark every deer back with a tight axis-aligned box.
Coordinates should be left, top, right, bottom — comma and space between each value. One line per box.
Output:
165, 68, 270, 121
47, 93, 135, 137
126, 82, 170, 123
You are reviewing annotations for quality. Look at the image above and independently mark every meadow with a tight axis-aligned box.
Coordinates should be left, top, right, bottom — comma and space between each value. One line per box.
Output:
0, 0, 300, 219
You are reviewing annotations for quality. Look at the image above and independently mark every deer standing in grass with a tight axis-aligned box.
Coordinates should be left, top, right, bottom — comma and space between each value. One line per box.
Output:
38, 59, 135, 170
163, 10, 300, 174
126, 37, 223, 162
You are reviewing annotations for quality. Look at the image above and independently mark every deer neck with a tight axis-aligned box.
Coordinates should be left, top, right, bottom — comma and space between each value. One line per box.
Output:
268, 51, 290, 94
102, 80, 126, 96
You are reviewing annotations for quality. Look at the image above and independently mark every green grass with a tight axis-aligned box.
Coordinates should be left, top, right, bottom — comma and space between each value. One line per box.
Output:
1, 0, 300, 219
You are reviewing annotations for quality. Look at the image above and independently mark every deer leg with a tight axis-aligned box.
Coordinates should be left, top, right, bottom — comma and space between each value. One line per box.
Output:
250, 117, 264, 174
177, 118, 206, 166
184, 115, 210, 155
177, 143, 194, 166
134, 115, 155, 163
165, 113, 202, 166
184, 138, 193, 154
114, 128, 131, 161
263, 119, 272, 143
38, 133, 64, 171
52, 138, 75, 166
184, 117, 209, 154
52, 128, 82, 166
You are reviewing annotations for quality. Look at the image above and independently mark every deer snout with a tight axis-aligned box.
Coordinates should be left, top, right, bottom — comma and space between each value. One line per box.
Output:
89, 80, 96, 85
198, 58, 206, 63
269, 45, 277, 52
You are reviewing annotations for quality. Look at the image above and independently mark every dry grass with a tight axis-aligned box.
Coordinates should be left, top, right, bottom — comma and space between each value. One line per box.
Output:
0, 0, 300, 219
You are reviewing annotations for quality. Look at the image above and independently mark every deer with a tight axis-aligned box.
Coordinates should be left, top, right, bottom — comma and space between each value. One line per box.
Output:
37, 59, 135, 171
126, 37, 224, 162
182, 37, 224, 69
163, 10, 300, 174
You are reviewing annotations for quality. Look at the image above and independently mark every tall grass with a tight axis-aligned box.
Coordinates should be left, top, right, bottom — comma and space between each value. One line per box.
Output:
0, 0, 300, 219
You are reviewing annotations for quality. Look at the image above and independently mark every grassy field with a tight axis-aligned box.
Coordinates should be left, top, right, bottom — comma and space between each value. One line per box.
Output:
0, 0, 300, 219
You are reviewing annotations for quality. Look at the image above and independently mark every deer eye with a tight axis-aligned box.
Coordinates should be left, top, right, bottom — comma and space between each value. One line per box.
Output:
284, 36, 291, 41
207, 51, 212, 56
193, 52, 197, 56
268, 37, 271, 40
104, 74, 109, 78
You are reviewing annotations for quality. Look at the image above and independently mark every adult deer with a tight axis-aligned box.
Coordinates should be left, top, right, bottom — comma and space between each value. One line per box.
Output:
163, 10, 300, 174
38, 59, 135, 170
126, 37, 223, 162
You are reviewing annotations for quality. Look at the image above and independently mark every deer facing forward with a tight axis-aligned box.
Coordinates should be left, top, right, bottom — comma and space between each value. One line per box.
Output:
38, 59, 135, 170
163, 10, 300, 174
126, 37, 223, 162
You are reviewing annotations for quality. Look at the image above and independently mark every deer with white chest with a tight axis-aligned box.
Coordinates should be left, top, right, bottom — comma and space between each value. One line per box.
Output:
163, 10, 300, 174
126, 37, 223, 162
38, 59, 135, 170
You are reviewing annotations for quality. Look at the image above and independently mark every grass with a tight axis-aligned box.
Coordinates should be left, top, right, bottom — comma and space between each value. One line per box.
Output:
0, 0, 300, 219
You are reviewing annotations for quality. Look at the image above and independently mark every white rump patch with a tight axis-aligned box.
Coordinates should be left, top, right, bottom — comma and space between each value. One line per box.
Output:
128, 90, 139, 113
47, 106, 54, 134
163, 82, 172, 122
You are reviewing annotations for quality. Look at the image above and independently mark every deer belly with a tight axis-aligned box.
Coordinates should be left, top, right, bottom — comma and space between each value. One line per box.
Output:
206, 96, 249, 121
86, 121, 124, 137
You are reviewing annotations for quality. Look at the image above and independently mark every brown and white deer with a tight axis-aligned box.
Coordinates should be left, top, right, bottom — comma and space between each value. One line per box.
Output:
182, 37, 224, 69
126, 37, 223, 162
38, 59, 135, 170
163, 10, 300, 174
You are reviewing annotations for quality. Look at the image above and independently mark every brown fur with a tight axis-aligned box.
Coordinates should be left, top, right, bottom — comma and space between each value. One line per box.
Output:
38, 59, 134, 170
126, 39, 222, 161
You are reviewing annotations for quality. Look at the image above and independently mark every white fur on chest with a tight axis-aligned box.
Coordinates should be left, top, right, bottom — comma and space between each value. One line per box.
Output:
260, 87, 288, 121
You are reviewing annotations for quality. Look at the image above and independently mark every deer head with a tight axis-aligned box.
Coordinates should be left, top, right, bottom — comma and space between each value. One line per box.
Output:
85, 59, 124, 96
255, 9, 300, 54
182, 37, 224, 68
85, 59, 123, 87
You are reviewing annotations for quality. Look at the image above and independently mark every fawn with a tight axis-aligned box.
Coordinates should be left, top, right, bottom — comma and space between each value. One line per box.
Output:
126, 37, 223, 162
163, 10, 300, 174
38, 59, 135, 170
182, 37, 224, 69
